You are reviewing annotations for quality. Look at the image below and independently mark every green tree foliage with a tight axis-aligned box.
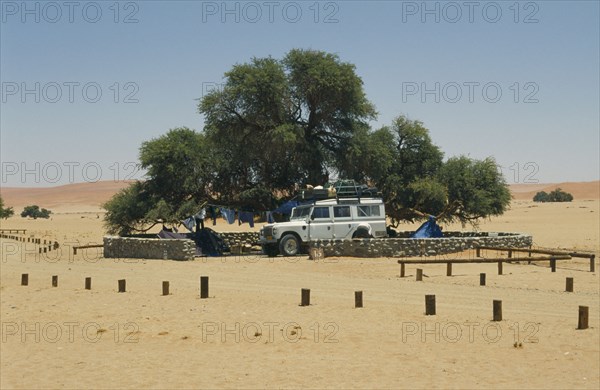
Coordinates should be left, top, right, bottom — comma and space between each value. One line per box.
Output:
199, 49, 376, 195
103, 181, 153, 235
371, 117, 446, 224
0, 196, 15, 219
533, 188, 573, 202
20, 205, 51, 219
437, 156, 511, 224
533, 191, 549, 202
103, 128, 213, 235
341, 116, 510, 226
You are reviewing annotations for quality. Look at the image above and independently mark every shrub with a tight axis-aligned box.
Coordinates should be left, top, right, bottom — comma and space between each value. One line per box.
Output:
533, 188, 573, 202
0, 196, 15, 219
20, 205, 52, 219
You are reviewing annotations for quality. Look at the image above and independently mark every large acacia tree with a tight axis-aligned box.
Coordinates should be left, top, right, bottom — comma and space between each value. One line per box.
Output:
103, 50, 511, 235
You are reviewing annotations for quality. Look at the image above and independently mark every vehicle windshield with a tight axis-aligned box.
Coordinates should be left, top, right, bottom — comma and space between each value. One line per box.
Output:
290, 206, 311, 220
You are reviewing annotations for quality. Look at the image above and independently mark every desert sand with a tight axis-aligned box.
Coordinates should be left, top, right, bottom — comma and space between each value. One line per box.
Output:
0, 181, 598, 389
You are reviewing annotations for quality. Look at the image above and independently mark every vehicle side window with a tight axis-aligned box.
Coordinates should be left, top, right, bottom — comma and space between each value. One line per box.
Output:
312, 207, 330, 219
357, 205, 381, 217
333, 206, 351, 218
371, 205, 381, 216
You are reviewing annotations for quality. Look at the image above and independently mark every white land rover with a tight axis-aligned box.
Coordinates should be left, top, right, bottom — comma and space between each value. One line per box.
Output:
259, 197, 388, 256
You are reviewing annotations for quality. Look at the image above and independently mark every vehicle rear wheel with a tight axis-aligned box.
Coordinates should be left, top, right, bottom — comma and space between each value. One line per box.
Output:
263, 244, 279, 257
279, 234, 300, 256
352, 228, 371, 239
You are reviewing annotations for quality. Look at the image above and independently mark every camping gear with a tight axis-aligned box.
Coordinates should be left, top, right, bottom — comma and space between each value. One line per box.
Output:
411, 216, 443, 238
158, 227, 229, 256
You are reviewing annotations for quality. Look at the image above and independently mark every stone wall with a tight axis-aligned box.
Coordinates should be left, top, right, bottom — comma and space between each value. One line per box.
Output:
103, 231, 532, 259
310, 232, 532, 258
218, 232, 260, 248
103, 236, 196, 261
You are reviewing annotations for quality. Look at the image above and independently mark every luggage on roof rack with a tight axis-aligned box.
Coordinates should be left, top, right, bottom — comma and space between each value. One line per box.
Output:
297, 180, 381, 202
298, 188, 332, 201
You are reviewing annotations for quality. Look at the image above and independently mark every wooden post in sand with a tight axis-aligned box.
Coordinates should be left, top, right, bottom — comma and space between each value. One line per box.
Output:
162, 281, 170, 296
578, 306, 588, 330
493, 300, 502, 321
200, 276, 209, 299
480, 273, 486, 286
118, 279, 126, 293
446, 263, 452, 276
85, 277, 92, 290
497, 261, 503, 275
400, 263, 405, 278
565, 277, 574, 292
590, 255, 595, 273
301, 288, 310, 306
21, 273, 28, 286
425, 295, 436, 315
52, 275, 58, 287
355, 291, 363, 308
416, 268, 423, 281
550, 257, 556, 272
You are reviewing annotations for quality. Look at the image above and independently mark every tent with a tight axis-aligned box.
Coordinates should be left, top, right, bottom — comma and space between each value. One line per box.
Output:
193, 228, 229, 256
157, 227, 229, 257
411, 216, 443, 238
157, 228, 187, 240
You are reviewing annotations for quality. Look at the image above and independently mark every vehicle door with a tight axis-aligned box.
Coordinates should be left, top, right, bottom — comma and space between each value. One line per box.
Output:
308, 206, 334, 240
333, 205, 353, 239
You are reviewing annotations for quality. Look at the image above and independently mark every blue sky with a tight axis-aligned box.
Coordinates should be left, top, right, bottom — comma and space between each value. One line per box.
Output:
1, 0, 598, 187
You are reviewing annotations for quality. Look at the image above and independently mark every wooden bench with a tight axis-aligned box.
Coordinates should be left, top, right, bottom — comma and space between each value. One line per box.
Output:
0, 229, 26, 234
477, 246, 596, 272
73, 244, 104, 255
397, 254, 572, 277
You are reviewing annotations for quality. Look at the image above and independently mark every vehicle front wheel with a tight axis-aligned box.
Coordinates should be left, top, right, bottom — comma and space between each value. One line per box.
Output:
279, 234, 300, 256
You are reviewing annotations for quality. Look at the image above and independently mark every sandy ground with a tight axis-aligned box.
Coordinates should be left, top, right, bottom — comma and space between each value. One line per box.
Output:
0, 184, 598, 389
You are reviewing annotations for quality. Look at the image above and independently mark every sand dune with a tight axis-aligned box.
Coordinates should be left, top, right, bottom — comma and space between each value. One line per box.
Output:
1, 180, 599, 214
1, 181, 133, 212
510, 181, 600, 200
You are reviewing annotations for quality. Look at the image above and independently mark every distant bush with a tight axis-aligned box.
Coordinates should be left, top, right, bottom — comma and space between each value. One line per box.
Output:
533, 188, 573, 202
0, 196, 14, 219
20, 205, 52, 219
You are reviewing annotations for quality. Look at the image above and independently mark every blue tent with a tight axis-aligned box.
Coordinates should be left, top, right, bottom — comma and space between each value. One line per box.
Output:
411, 216, 443, 238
